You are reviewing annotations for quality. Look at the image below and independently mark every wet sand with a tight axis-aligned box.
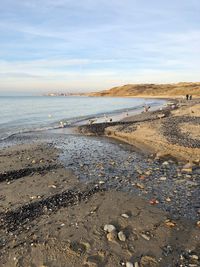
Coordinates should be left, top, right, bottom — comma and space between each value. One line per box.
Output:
0, 99, 200, 267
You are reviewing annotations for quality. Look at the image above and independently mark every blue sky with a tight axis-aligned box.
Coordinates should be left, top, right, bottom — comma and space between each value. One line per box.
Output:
0, 0, 200, 94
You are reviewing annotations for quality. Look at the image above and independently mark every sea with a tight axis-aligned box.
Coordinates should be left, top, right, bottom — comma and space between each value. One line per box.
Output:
0, 96, 165, 141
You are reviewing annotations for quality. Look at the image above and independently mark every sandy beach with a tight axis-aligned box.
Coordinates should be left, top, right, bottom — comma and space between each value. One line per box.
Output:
0, 98, 200, 267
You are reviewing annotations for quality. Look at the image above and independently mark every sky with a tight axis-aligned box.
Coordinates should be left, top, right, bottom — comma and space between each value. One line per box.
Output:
0, 0, 200, 94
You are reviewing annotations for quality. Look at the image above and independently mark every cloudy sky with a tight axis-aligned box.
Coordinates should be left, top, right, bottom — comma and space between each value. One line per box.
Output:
0, 0, 200, 94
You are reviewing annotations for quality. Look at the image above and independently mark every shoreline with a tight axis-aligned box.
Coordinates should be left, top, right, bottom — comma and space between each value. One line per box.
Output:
78, 98, 200, 162
0, 97, 200, 266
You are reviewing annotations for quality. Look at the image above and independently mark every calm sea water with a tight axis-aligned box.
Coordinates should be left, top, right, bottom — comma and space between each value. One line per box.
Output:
0, 96, 165, 140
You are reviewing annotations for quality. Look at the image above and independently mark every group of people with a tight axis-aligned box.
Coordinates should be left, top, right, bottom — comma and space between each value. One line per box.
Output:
186, 94, 192, 100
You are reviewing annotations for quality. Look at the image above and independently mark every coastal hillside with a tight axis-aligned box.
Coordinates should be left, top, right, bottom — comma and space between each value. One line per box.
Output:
89, 82, 200, 97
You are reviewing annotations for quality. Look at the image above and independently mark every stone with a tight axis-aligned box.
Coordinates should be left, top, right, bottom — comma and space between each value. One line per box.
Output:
104, 224, 116, 233
134, 263, 139, 267
121, 213, 129, 218
135, 183, 145, 189
160, 177, 167, 181
118, 231, 126, 242
141, 234, 150, 241
162, 161, 169, 166
182, 163, 193, 173
126, 262, 133, 267
106, 231, 117, 242
190, 255, 199, 260
140, 256, 159, 267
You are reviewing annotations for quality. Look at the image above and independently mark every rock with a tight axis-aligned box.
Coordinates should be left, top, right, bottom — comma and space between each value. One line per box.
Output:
121, 213, 129, 218
155, 152, 170, 160
134, 263, 139, 267
160, 177, 167, 181
190, 255, 199, 260
104, 224, 116, 233
126, 262, 133, 267
162, 161, 169, 166
149, 199, 159, 205
197, 221, 200, 228
141, 234, 150, 241
135, 183, 145, 190
48, 184, 57, 188
182, 163, 193, 173
165, 219, 176, 228
118, 231, 126, 242
140, 256, 159, 267
106, 231, 117, 242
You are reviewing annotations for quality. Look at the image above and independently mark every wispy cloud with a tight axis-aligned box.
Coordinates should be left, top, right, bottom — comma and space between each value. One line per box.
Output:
0, 0, 200, 93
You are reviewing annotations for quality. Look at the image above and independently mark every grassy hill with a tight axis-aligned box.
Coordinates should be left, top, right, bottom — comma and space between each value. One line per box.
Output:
88, 82, 200, 97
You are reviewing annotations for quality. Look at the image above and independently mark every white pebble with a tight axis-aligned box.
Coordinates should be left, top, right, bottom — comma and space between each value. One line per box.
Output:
118, 231, 126, 241
126, 262, 133, 267
104, 224, 116, 233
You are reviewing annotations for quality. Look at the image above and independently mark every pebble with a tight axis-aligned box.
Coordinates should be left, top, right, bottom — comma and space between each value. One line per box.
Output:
121, 213, 129, 218
118, 231, 126, 242
107, 231, 117, 242
141, 234, 150, 241
190, 255, 199, 260
104, 224, 116, 233
126, 262, 133, 267
140, 256, 159, 267
160, 177, 167, 181
162, 161, 169, 166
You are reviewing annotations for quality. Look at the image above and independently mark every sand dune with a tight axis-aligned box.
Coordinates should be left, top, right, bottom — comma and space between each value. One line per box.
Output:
88, 82, 200, 97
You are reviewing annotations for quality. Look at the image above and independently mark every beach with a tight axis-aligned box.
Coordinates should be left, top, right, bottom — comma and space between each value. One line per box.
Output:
0, 98, 200, 267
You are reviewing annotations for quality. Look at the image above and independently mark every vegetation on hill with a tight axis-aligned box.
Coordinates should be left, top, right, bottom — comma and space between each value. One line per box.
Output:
88, 82, 200, 97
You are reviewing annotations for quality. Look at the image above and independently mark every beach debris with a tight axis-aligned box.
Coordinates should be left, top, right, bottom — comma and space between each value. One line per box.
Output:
118, 231, 126, 241
126, 262, 133, 267
121, 213, 129, 219
166, 197, 171, 202
32, 159, 36, 164
134, 263, 139, 267
196, 221, 200, 228
140, 256, 159, 267
149, 199, 159, 205
165, 219, 176, 228
104, 224, 116, 233
98, 180, 105, 185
